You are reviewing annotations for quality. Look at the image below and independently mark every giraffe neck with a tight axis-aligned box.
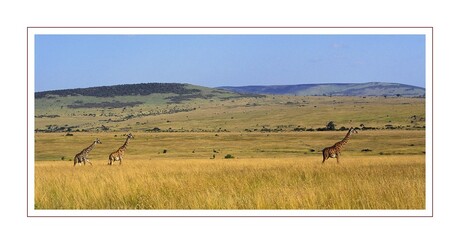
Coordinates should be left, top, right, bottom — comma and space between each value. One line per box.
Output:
85, 141, 97, 153
341, 130, 353, 144
334, 129, 353, 149
120, 137, 131, 151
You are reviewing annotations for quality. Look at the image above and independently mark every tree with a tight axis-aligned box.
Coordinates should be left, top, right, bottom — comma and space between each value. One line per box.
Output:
326, 121, 336, 131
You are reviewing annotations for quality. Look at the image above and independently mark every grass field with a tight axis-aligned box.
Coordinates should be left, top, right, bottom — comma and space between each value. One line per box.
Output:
33, 94, 427, 211
35, 95, 425, 133
34, 131, 426, 210
35, 156, 425, 210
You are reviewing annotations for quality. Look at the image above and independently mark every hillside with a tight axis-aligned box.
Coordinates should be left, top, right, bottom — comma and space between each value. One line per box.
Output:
35, 82, 258, 108
218, 82, 425, 97
34, 82, 425, 133
35, 83, 202, 98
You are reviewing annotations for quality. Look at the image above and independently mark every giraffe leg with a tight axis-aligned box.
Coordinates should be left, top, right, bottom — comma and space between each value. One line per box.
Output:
119, 157, 123, 165
322, 150, 328, 163
336, 154, 340, 164
87, 159, 92, 166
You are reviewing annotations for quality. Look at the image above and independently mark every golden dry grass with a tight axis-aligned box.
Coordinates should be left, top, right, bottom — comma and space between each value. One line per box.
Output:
35, 155, 425, 210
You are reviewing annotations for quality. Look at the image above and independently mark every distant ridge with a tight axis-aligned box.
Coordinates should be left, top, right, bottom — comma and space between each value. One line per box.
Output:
35, 82, 425, 99
218, 82, 425, 97
35, 83, 200, 98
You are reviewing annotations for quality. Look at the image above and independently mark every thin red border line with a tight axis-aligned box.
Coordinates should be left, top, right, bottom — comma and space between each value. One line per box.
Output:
27, 28, 29, 217
431, 27, 434, 217
27, 26, 433, 29
26, 26, 434, 218
29, 215, 431, 218
27, 27, 434, 218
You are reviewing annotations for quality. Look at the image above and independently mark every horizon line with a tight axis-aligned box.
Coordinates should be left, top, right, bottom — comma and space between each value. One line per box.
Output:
35, 81, 426, 93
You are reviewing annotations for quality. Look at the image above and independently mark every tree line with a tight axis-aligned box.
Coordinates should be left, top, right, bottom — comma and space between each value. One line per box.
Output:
35, 83, 200, 98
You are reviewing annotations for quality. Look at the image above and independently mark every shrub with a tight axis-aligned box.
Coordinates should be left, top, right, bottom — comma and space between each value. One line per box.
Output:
224, 154, 234, 159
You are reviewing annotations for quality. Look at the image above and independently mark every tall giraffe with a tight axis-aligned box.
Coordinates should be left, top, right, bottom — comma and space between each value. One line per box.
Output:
74, 138, 102, 166
322, 127, 358, 164
108, 133, 134, 165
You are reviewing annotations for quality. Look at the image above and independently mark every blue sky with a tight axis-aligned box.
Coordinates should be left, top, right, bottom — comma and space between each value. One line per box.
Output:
35, 34, 426, 92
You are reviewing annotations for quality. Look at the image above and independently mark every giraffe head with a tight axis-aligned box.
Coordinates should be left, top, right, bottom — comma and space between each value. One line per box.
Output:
127, 133, 134, 139
349, 127, 358, 134
95, 138, 102, 144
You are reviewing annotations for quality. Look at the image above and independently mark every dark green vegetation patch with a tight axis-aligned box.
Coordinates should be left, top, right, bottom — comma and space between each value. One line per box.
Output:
36, 83, 200, 98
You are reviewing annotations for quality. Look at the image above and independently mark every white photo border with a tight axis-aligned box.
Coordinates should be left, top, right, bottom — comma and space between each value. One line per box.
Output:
27, 27, 433, 217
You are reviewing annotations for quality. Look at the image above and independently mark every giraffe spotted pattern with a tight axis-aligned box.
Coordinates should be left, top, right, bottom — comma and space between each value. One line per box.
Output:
74, 138, 102, 166
322, 127, 358, 164
108, 133, 134, 165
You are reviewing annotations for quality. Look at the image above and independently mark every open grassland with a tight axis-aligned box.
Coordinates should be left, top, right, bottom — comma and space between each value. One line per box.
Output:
34, 131, 425, 210
34, 131, 425, 161
35, 156, 425, 210
35, 95, 425, 132
34, 94, 426, 210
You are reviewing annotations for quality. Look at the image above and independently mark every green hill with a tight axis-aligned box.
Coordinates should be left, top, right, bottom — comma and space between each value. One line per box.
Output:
34, 82, 425, 133
35, 83, 257, 108
35, 83, 200, 98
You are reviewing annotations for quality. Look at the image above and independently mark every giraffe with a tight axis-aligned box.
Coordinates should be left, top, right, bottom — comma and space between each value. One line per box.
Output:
321, 127, 358, 164
108, 133, 134, 165
74, 138, 102, 166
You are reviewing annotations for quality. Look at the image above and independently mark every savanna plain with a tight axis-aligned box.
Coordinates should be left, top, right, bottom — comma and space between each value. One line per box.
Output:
34, 91, 426, 210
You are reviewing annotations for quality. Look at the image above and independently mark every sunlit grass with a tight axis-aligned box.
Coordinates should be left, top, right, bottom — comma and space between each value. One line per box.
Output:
35, 155, 425, 210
